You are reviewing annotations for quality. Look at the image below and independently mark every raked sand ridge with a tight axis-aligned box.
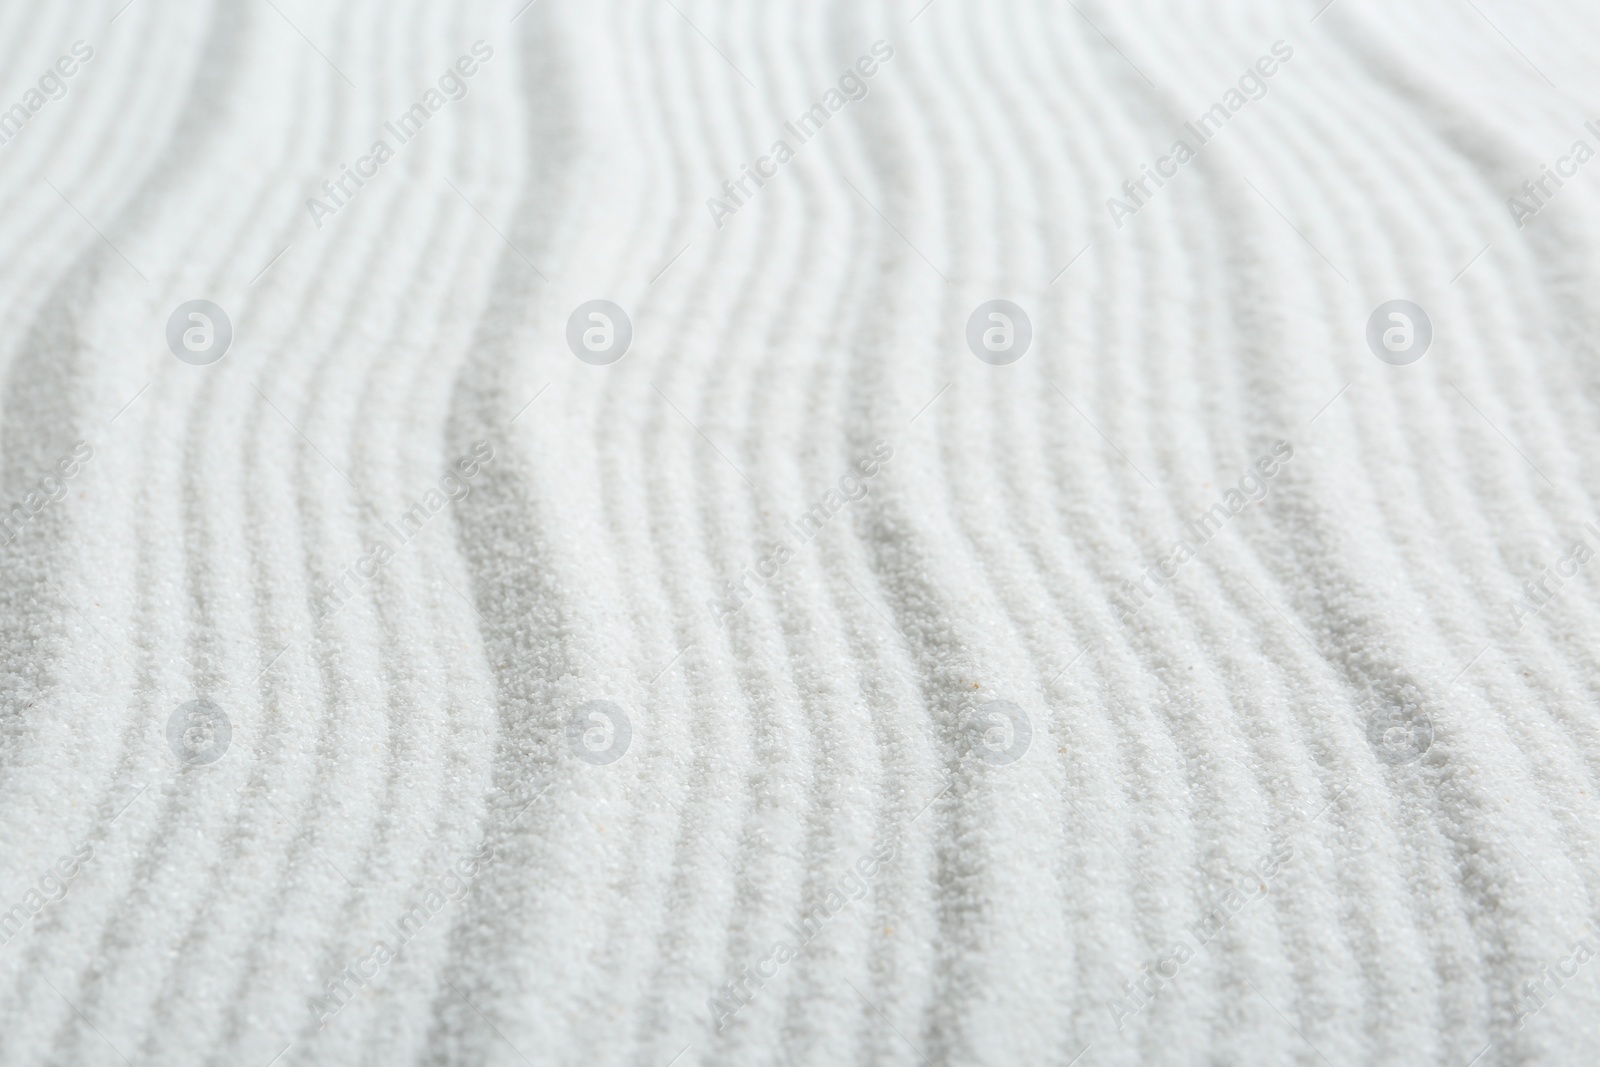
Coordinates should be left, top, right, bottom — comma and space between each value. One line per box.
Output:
1, 1, 1599, 1064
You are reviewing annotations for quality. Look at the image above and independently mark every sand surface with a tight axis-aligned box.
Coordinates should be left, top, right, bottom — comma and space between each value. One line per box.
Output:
1, 1, 1599, 1064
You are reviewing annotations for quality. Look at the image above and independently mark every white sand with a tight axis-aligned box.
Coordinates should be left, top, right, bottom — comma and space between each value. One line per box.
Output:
1, 1, 1598, 1064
